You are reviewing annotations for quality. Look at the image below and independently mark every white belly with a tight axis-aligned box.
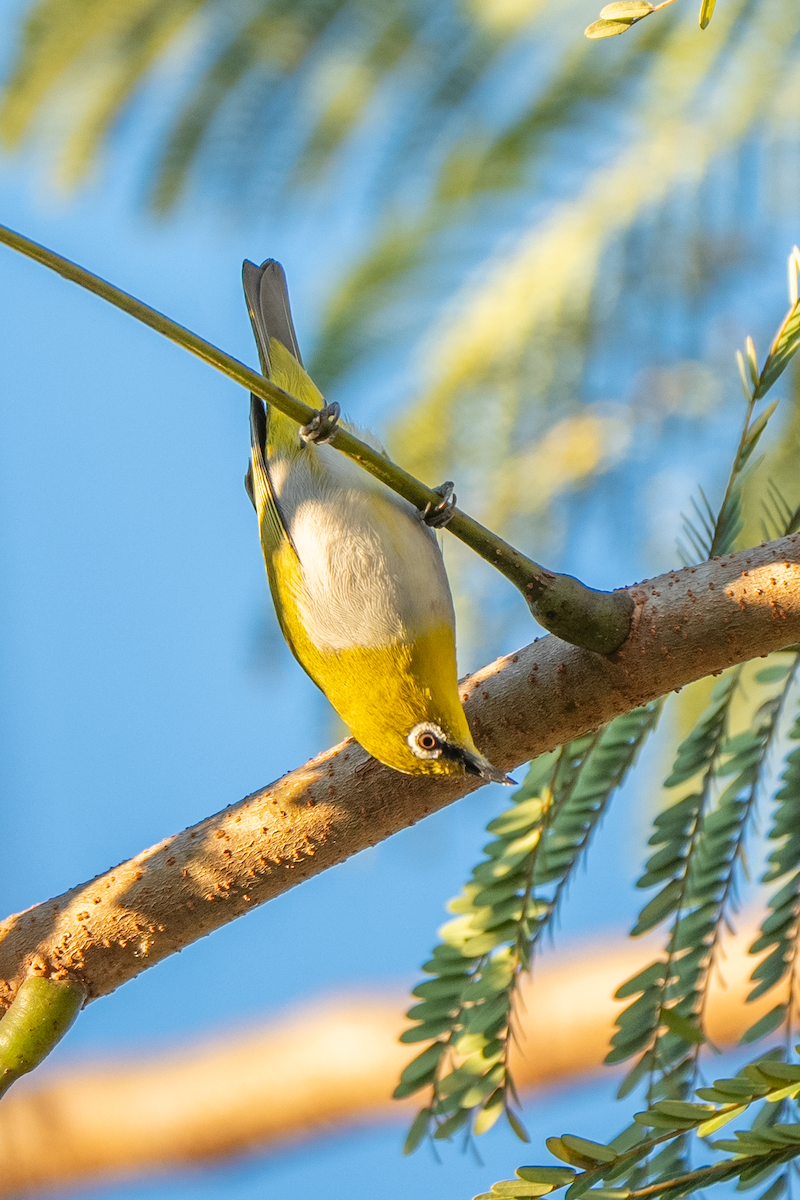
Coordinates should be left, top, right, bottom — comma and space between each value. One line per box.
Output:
269, 444, 456, 653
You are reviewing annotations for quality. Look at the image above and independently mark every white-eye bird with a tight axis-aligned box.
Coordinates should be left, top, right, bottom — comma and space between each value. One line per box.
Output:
243, 258, 510, 784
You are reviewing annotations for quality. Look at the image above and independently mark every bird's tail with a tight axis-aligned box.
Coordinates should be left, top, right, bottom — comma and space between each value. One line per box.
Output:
242, 259, 303, 376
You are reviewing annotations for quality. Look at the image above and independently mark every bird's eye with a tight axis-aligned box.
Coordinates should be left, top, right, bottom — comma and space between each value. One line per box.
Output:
408, 722, 446, 760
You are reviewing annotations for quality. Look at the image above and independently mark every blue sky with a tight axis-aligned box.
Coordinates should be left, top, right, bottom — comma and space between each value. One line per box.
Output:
0, 92, 656, 1200
0, 168, 651, 1197
0, 5, 799, 1199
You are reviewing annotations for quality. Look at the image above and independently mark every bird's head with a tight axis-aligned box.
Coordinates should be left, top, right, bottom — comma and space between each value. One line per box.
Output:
308, 628, 514, 784
401, 720, 514, 784
338, 678, 514, 783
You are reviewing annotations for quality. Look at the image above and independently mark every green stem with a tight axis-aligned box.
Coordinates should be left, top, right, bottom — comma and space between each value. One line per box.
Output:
0, 221, 633, 654
0, 975, 85, 1099
709, 390, 757, 557
627, 1146, 795, 1198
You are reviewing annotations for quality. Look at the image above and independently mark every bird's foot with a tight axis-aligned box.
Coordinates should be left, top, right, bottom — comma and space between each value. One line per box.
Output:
420, 481, 456, 528
300, 402, 341, 444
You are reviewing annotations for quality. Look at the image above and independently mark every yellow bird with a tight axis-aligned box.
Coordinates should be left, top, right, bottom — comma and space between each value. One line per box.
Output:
244, 258, 510, 784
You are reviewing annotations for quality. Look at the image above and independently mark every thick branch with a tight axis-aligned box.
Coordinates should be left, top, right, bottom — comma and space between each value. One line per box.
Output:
0, 537, 798, 1008
0, 221, 631, 652
0, 922, 770, 1196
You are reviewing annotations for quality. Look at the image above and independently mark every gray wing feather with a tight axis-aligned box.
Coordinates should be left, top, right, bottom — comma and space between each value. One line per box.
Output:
242, 258, 304, 374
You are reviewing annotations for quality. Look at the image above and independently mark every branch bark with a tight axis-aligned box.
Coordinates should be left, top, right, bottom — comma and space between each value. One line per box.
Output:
0, 536, 798, 1009
0, 922, 772, 1196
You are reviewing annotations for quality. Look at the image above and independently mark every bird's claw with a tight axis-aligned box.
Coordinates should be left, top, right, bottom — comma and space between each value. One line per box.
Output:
300, 402, 341, 444
420, 481, 456, 528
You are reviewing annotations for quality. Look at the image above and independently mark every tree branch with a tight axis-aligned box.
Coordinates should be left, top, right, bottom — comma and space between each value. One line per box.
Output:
0, 921, 772, 1197
0, 535, 798, 1011
0, 221, 632, 653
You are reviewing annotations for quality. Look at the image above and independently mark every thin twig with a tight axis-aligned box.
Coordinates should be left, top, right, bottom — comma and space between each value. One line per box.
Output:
0, 221, 633, 653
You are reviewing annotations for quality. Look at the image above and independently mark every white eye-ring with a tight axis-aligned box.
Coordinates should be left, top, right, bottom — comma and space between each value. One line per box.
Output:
408, 722, 446, 760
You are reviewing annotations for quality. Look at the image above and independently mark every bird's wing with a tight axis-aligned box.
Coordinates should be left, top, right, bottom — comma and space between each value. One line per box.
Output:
242, 257, 305, 553
246, 393, 295, 561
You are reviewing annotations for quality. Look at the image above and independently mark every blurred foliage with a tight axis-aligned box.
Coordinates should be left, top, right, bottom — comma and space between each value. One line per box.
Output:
397, 703, 662, 1147
398, 277, 800, 1200
3, 0, 800, 604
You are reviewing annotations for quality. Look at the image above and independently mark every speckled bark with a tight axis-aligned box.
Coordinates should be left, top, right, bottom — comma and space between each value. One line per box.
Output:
1, 535, 799, 1007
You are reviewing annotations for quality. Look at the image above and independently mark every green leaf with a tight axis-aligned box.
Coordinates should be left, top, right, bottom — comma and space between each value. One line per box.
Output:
489, 1184, 554, 1198
473, 875, 528, 908
400, 1019, 454, 1043
740, 1005, 788, 1045
403, 1106, 432, 1155
393, 1069, 437, 1099
755, 665, 791, 684
653, 1100, 715, 1120
517, 1168, 578, 1185
599, 1, 653, 15
585, 18, 635, 38
631, 879, 683, 935
547, 1137, 594, 1167
407, 999, 460, 1022
560, 1135, 617, 1163
756, 305, 800, 398
634, 1110, 699, 1130
461, 1070, 507, 1109
461, 926, 517, 957
465, 992, 511, 1034
698, 1104, 749, 1137
744, 401, 780, 448
710, 1077, 766, 1097
754, 1176, 787, 1200
615, 961, 667, 999
616, 1050, 654, 1099
412, 977, 468, 1001
397, 1041, 446, 1085
506, 1107, 531, 1142
754, 1061, 800, 1081
453, 1032, 498, 1056
486, 799, 545, 836
474, 1091, 506, 1135
659, 1006, 705, 1044
433, 1107, 470, 1139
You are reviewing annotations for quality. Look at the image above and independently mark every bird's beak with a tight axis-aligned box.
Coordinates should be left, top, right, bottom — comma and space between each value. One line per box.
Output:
461, 749, 516, 786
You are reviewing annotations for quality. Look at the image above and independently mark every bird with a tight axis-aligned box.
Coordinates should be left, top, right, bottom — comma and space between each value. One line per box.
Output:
243, 257, 511, 784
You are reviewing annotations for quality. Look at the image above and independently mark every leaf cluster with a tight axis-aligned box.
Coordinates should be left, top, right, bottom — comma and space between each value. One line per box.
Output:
585, 0, 715, 40
744, 703, 800, 1030
477, 1054, 800, 1200
463, 250, 800, 1200
609, 658, 798, 1106
397, 703, 663, 1151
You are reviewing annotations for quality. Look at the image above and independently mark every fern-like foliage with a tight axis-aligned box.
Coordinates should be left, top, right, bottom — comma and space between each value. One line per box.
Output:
607, 672, 741, 1099
477, 1054, 800, 1200
612, 661, 798, 1079
396, 702, 663, 1152
678, 248, 800, 564
761, 478, 800, 544
486, 247, 800, 1200
744, 690, 800, 1036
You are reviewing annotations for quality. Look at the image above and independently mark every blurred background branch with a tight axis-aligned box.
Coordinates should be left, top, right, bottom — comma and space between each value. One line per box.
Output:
0, 920, 773, 1198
